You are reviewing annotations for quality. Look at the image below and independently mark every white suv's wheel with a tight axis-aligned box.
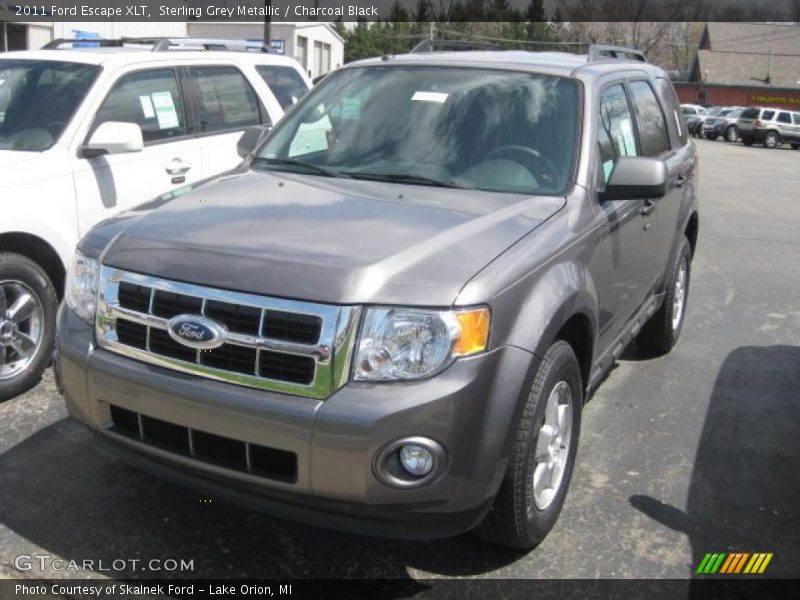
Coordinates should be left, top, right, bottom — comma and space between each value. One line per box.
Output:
764, 131, 780, 148
0, 253, 57, 401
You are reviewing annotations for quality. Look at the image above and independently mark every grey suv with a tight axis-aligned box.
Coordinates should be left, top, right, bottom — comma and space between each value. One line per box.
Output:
55, 46, 698, 550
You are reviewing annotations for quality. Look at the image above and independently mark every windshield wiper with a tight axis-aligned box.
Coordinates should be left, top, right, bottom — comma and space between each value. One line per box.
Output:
340, 171, 465, 189
252, 157, 346, 178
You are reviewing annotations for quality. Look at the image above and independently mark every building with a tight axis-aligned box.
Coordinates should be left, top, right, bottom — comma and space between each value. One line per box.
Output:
188, 22, 344, 78
675, 22, 800, 110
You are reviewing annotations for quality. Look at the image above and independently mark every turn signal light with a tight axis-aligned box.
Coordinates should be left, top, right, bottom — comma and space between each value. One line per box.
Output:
454, 308, 491, 356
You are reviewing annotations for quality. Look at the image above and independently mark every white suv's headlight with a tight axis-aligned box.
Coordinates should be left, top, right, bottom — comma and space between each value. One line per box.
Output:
65, 251, 100, 323
354, 307, 490, 381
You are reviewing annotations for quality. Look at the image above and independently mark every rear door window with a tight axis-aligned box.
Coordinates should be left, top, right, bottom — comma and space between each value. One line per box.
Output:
598, 83, 639, 183
628, 80, 670, 157
761, 110, 775, 121
184, 66, 262, 134
92, 68, 186, 143
793, 113, 800, 125
656, 77, 687, 144
255, 65, 309, 110
777, 112, 791, 124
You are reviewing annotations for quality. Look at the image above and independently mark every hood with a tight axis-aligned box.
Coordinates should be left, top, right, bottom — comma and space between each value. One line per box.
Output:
99, 170, 564, 306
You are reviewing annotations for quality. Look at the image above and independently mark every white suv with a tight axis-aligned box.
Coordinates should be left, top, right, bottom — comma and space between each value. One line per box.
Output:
0, 38, 310, 400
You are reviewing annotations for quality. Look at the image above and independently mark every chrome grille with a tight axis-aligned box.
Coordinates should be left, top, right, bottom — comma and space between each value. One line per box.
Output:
95, 266, 361, 399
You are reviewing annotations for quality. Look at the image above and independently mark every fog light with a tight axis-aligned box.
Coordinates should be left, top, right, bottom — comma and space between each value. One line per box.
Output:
399, 444, 434, 477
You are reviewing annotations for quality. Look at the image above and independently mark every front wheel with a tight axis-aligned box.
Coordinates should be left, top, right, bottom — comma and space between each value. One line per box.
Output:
472, 341, 582, 550
725, 126, 739, 142
0, 253, 57, 401
636, 236, 691, 355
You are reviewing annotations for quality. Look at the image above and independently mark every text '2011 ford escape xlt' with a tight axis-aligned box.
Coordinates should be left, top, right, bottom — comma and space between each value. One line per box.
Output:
56, 45, 698, 550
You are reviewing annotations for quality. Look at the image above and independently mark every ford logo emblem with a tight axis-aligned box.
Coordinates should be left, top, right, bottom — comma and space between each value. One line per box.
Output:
166, 315, 228, 350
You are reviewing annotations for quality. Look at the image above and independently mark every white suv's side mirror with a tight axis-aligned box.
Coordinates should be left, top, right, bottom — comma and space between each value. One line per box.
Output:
84, 122, 144, 157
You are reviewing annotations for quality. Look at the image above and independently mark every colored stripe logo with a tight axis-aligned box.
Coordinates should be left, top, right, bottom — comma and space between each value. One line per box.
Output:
696, 552, 773, 574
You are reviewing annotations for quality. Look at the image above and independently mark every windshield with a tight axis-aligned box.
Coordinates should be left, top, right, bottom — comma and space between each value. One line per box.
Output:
0, 60, 99, 152
256, 66, 580, 196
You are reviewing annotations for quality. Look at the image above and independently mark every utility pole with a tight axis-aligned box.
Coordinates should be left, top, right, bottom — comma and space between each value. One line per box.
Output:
263, 0, 271, 46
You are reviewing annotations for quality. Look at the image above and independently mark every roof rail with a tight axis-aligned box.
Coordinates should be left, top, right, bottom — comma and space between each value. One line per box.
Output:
42, 37, 274, 53
410, 39, 503, 53
588, 44, 647, 63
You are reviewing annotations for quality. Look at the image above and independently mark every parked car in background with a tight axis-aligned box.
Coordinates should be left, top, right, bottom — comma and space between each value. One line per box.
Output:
681, 104, 707, 137
737, 106, 800, 149
56, 45, 699, 550
0, 38, 309, 401
702, 107, 745, 141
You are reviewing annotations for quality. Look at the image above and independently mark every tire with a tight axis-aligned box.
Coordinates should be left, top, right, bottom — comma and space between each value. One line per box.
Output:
742, 138, 753, 146
472, 341, 583, 550
0, 253, 57, 401
704, 133, 717, 140
636, 236, 691, 356
725, 126, 738, 142
764, 131, 780, 148
791, 144, 800, 150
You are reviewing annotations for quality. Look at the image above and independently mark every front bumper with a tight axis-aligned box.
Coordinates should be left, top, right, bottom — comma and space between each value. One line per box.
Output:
56, 305, 537, 539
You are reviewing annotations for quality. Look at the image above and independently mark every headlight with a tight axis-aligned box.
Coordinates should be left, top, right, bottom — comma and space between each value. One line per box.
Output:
65, 251, 100, 323
354, 307, 490, 381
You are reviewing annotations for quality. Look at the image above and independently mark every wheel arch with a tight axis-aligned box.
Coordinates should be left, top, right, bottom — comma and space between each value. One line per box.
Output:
684, 211, 699, 259
0, 232, 67, 299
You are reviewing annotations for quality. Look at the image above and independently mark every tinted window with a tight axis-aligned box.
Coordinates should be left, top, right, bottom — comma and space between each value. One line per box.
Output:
793, 114, 800, 125
0, 59, 98, 151
598, 84, 639, 183
761, 110, 775, 120
256, 65, 309, 110
682, 107, 696, 115
185, 66, 261, 133
629, 80, 669, 156
93, 69, 185, 143
777, 112, 791, 124
740, 108, 759, 119
656, 77, 687, 144
258, 66, 580, 196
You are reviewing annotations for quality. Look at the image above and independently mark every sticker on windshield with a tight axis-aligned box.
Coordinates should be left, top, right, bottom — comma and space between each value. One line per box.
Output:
139, 95, 155, 119
151, 91, 180, 130
412, 91, 449, 104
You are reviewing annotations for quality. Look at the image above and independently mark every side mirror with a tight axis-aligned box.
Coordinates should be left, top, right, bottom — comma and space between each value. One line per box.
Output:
600, 157, 668, 201
84, 122, 143, 157
237, 125, 271, 159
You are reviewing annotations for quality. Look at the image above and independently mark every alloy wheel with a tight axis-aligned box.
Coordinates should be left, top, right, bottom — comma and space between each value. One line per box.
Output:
532, 381, 573, 510
672, 258, 688, 331
0, 280, 45, 380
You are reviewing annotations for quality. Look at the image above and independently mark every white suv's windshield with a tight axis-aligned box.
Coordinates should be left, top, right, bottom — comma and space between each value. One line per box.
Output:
256, 66, 579, 195
0, 60, 99, 152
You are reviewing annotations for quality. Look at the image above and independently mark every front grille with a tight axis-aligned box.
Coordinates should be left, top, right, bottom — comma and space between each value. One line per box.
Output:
95, 267, 361, 399
108, 404, 297, 483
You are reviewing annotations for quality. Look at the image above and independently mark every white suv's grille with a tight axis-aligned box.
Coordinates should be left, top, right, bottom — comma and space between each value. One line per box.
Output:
95, 266, 361, 399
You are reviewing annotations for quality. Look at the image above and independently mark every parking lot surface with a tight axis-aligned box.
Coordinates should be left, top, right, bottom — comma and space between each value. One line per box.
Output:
1, 139, 798, 582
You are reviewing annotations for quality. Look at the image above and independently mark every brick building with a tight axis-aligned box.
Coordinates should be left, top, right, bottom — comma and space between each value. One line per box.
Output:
674, 22, 800, 110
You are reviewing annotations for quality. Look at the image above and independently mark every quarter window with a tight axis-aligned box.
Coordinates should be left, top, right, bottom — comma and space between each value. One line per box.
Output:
185, 66, 261, 133
598, 84, 639, 183
93, 69, 185, 143
629, 80, 670, 157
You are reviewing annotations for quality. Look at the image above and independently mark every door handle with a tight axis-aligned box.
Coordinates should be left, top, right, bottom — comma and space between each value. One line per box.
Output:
675, 174, 687, 188
165, 158, 192, 175
640, 199, 656, 216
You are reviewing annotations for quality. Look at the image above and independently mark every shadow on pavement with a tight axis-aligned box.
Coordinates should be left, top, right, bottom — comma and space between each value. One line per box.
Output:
0, 418, 521, 580
630, 345, 800, 579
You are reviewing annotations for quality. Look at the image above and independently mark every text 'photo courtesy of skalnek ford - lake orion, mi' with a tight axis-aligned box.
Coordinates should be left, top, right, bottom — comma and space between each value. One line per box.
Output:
0, 2, 798, 599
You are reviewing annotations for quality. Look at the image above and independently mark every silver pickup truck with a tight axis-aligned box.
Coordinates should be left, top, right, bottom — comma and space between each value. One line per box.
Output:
55, 45, 698, 550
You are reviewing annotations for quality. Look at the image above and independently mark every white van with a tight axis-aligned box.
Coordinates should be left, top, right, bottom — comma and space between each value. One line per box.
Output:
0, 38, 310, 399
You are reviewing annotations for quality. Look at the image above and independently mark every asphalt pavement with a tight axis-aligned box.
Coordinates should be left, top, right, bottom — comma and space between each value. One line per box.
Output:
1, 139, 798, 584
